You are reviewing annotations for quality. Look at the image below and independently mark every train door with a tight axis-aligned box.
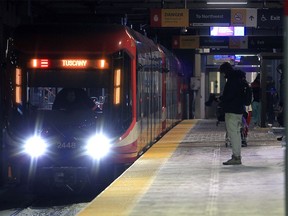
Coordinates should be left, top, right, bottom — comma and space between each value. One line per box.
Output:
137, 51, 153, 151
161, 62, 167, 130
166, 68, 172, 128
151, 51, 162, 140
136, 57, 144, 151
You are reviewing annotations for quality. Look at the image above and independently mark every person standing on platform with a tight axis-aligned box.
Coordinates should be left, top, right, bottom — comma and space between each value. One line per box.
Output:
219, 62, 246, 165
266, 76, 277, 125
251, 74, 261, 127
275, 64, 284, 127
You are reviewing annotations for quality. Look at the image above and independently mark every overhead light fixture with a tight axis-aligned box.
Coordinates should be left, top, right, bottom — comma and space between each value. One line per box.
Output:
181, 27, 188, 33
207, 0, 247, 4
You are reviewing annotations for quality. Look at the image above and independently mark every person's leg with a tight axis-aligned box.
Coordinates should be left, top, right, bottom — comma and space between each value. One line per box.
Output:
251, 101, 257, 125
252, 101, 261, 126
223, 113, 242, 165
256, 102, 261, 126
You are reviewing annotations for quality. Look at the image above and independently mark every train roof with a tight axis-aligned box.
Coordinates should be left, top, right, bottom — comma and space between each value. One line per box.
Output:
13, 24, 159, 56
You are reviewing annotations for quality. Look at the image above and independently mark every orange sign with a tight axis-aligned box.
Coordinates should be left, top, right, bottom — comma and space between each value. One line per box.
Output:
151, 9, 189, 27
231, 9, 246, 26
172, 36, 199, 49
229, 36, 248, 49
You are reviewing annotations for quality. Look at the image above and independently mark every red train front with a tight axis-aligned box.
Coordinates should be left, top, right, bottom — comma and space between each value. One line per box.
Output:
1, 24, 183, 191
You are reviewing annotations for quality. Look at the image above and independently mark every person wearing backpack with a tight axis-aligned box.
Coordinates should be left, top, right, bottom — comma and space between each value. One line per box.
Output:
219, 62, 247, 165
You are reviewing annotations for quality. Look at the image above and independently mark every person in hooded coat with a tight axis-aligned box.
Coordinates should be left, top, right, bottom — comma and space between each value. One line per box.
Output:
219, 62, 246, 165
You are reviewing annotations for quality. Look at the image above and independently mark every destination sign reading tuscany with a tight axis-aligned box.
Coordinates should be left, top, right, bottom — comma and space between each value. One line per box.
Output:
62, 60, 87, 67
29, 58, 109, 69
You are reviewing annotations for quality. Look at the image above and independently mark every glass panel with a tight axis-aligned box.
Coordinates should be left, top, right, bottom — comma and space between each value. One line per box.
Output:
29, 87, 109, 112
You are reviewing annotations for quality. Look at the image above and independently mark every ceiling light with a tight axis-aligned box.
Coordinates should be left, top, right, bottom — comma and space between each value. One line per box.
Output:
207, 1, 247, 4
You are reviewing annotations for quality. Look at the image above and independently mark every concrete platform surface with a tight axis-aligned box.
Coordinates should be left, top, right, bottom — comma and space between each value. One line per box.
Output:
78, 119, 285, 216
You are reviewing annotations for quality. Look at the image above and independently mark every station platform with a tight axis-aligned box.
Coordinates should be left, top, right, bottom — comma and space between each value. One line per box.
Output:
77, 119, 285, 216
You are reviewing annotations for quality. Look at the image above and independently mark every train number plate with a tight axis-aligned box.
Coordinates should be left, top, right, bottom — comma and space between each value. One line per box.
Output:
57, 142, 77, 149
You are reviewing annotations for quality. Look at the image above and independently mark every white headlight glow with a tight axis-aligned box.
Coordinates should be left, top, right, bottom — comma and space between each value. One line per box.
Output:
86, 134, 111, 159
24, 136, 47, 158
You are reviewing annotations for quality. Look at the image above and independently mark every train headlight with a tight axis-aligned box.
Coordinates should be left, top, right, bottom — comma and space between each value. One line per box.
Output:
24, 136, 47, 158
86, 134, 111, 159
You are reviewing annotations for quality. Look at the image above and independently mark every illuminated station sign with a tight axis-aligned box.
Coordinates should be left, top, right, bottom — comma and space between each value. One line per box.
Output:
62, 59, 88, 67
30, 59, 109, 69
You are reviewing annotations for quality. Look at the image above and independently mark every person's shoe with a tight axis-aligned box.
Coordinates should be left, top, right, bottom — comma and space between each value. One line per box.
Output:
277, 136, 283, 141
223, 155, 242, 165
241, 141, 247, 147
205, 93, 216, 106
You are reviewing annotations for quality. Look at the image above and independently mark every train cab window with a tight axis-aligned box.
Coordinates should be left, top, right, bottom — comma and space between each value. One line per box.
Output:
29, 87, 57, 110
52, 88, 95, 111
28, 87, 109, 113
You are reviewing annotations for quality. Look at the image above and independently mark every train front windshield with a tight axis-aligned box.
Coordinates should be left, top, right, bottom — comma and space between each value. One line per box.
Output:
23, 63, 118, 140
28, 69, 110, 113
24, 57, 112, 111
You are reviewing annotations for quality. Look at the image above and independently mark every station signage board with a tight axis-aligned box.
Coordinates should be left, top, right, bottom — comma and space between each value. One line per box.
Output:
248, 36, 283, 49
189, 9, 230, 27
172, 36, 281, 50
229, 36, 248, 49
231, 8, 257, 27
150, 9, 189, 27
200, 36, 229, 48
151, 8, 281, 28
257, 9, 283, 29
172, 36, 199, 49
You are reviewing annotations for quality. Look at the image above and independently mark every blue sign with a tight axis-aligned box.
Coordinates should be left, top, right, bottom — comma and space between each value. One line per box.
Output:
190, 9, 230, 27
200, 36, 229, 48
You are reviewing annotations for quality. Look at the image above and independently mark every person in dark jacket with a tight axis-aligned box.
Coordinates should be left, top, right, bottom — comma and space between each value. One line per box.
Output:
251, 74, 261, 127
277, 64, 284, 127
219, 62, 245, 165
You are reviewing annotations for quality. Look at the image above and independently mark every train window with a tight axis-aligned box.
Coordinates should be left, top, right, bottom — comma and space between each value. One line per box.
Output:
28, 87, 109, 111
29, 87, 57, 110
27, 66, 111, 110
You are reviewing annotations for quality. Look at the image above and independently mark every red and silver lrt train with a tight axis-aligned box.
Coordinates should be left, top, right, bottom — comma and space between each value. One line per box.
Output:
1, 24, 183, 190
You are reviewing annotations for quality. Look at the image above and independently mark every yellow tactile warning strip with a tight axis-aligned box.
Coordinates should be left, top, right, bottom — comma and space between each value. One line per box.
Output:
77, 119, 198, 216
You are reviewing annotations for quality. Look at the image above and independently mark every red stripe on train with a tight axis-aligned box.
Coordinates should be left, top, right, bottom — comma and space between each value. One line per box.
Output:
110, 140, 139, 164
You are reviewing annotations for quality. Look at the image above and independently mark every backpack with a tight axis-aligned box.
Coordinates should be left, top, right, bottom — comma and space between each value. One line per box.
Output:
241, 79, 252, 106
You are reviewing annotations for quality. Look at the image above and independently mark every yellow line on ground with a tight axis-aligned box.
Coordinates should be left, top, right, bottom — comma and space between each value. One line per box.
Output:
77, 119, 198, 216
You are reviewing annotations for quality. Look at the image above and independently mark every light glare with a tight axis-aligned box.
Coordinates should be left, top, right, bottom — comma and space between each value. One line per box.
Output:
24, 136, 47, 158
86, 134, 111, 159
